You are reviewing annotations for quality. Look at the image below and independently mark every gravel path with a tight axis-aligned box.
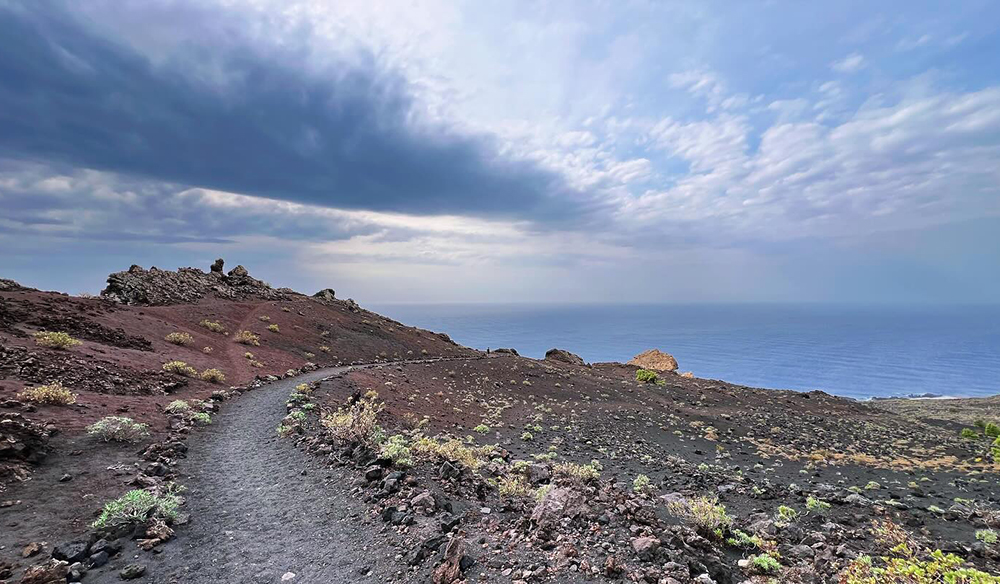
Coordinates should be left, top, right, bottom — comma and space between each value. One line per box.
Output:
90, 366, 398, 584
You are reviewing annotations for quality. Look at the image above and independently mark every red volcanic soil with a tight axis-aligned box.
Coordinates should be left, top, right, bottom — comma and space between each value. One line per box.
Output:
0, 288, 472, 436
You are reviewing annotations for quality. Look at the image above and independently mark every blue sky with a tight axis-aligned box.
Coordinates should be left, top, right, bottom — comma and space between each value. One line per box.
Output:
1, 0, 998, 303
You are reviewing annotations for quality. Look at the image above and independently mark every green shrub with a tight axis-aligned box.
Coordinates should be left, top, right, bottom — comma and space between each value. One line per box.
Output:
985, 422, 1000, 438
976, 529, 998, 545
199, 368, 226, 384
267, 324, 280, 333
33, 331, 82, 350
92, 489, 179, 529
727, 529, 763, 549
551, 461, 601, 484
805, 496, 831, 514
162, 360, 197, 377
633, 474, 651, 493
258, 315, 271, 322
199, 320, 226, 333
87, 416, 149, 443
191, 412, 212, 425
775, 505, 798, 524
473, 424, 490, 434
961, 428, 980, 439
17, 382, 76, 405
666, 496, 732, 537
379, 434, 413, 467
322, 392, 384, 447
520, 431, 533, 441
635, 369, 659, 384
750, 554, 781, 574
164, 400, 190, 414
498, 474, 532, 498
165, 332, 194, 346
234, 330, 260, 346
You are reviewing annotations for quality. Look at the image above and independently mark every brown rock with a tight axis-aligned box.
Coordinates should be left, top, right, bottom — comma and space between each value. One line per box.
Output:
431, 537, 467, 584
18, 559, 69, 584
628, 349, 678, 372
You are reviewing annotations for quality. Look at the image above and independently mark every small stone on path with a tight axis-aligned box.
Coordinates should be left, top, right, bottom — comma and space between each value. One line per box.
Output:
282, 572, 296, 581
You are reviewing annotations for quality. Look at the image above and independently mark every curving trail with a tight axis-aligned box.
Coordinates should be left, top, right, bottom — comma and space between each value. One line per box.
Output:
90, 366, 395, 584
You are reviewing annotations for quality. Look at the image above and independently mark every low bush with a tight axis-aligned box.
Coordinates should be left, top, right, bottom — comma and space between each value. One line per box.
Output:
805, 496, 831, 514
497, 474, 532, 498
33, 331, 82, 350
553, 461, 601, 484
635, 368, 660, 384
411, 437, 497, 471
162, 360, 197, 377
750, 554, 781, 574
199, 368, 226, 384
322, 392, 384, 447
165, 332, 194, 346
267, 324, 280, 333
92, 488, 180, 529
17, 382, 77, 405
986, 422, 1000, 438
666, 496, 732, 537
976, 529, 998, 545
319, 345, 331, 353
199, 319, 226, 333
961, 428, 979, 439
164, 400, 190, 414
775, 505, 798, 524
378, 434, 413, 467
474, 424, 490, 434
191, 412, 212, 425
87, 416, 149, 443
234, 330, 260, 346
258, 315, 271, 322
633, 474, 651, 493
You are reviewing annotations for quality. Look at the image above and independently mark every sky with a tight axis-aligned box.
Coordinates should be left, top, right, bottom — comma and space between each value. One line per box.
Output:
1, 0, 998, 304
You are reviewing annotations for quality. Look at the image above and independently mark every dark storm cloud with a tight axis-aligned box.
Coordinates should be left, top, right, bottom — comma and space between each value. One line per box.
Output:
0, 2, 586, 221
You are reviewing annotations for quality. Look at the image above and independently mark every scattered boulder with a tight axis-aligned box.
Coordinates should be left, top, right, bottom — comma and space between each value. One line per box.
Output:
210, 258, 225, 273
530, 487, 587, 534
493, 348, 519, 356
119, 563, 146, 580
632, 536, 660, 561
0, 413, 51, 486
544, 349, 586, 366
19, 560, 69, 584
432, 537, 469, 584
628, 349, 678, 372
313, 288, 337, 302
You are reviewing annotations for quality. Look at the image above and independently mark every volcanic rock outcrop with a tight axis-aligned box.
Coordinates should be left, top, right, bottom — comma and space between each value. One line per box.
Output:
101, 259, 300, 306
628, 348, 678, 371
544, 348, 586, 366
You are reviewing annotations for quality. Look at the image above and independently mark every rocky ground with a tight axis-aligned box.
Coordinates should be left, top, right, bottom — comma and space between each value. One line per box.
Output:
1, 261, 999, 583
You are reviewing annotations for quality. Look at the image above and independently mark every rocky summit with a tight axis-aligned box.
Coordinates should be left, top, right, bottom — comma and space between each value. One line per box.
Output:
101, 259, 300, 306
1, 261, 999, 583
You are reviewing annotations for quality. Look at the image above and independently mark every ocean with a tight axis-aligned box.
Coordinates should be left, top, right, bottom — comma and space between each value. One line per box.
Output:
368, 303, 1000, 400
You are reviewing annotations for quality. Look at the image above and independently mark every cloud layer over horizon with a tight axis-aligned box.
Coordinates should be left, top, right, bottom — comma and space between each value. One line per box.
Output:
1, 0, 998, 303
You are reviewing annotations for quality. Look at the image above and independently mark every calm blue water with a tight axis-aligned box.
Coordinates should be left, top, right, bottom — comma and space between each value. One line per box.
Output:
369, 303, 1000, 400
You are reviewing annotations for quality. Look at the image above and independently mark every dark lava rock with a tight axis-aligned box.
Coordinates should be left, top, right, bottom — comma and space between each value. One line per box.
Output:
544, 348, 586, 366
52, 541, 89, 563
119, 563, 146, 580
313, 288, 337, 302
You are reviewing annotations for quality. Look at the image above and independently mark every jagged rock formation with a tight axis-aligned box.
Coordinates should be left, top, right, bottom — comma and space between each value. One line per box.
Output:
0, 412, 51, 489
544, 348, 586, 366
313, 288, 336, 302
0, 279, 25, 292
101, 260, 300, 306
629, 348, 678, 371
